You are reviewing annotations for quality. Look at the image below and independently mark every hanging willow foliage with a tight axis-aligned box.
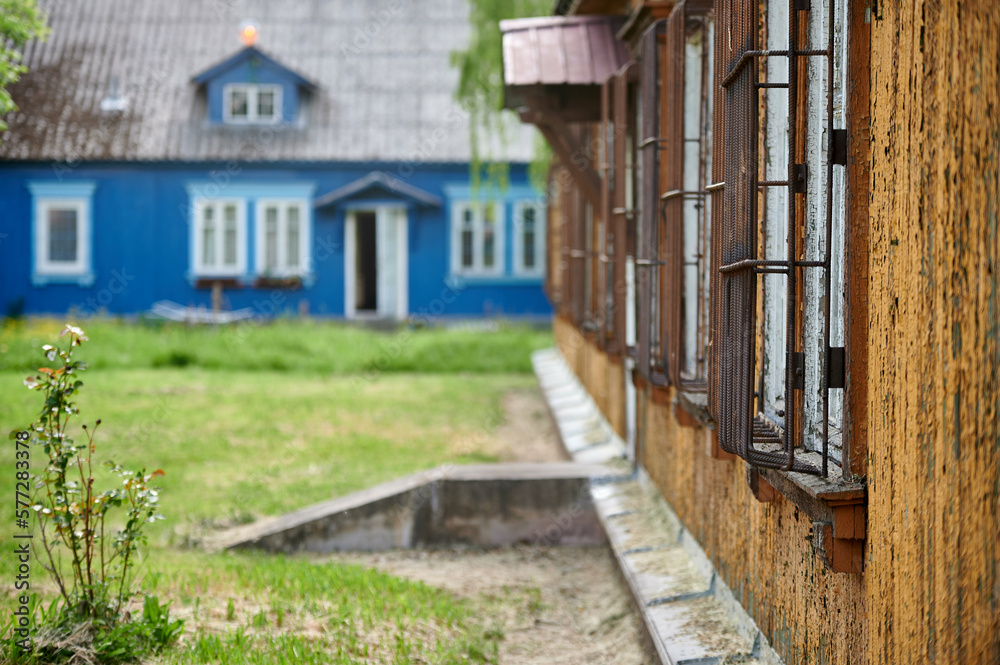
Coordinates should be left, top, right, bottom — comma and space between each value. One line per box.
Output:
451, 0, 552, 192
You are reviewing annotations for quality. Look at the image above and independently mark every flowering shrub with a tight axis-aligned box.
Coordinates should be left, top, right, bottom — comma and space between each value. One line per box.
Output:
8, 324, 180, 662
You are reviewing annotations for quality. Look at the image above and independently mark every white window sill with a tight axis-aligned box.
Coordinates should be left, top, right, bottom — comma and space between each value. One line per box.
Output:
32, 272, 95, 287
447, 273, 543, 287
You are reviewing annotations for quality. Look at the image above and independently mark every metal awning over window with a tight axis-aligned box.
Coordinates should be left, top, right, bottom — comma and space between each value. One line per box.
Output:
501, 15, 630, 121
502, 15, 631, 213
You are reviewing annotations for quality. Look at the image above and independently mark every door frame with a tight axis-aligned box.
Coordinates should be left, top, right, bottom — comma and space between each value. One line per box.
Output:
344, 206, 408, 320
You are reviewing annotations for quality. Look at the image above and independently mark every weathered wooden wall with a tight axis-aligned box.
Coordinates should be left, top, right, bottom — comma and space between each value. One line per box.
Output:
553, 315, 626, 438
640, 391, 868, 664
606, 357, 626, 438
867, 1, 1000, 662
557, 320, 867, 663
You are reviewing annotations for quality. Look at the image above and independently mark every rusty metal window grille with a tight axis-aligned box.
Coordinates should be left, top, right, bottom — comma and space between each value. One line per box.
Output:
567, 180, 586, 327
636, 19, 666, 382
712, 0, 848, 475
572, 128, 600, 334
662, 3, 714, 391
545, 167, 562, 308
584, 198, 596, 328
599, 66, 638, 355
620, 69, 640, 357
599, 79, 615, 350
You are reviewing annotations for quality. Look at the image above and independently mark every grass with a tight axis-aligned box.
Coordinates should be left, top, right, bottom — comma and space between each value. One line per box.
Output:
0, 318, 552, 374
142, 551, 499, 664
0, 318, 553, 663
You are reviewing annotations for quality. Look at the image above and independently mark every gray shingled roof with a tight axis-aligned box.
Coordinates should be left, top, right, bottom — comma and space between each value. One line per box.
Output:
0, 0, 535, 163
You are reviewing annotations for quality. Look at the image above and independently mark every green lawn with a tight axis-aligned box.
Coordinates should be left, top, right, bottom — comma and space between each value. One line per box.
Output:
0, 318, 552, 663
0, 318, 550, 374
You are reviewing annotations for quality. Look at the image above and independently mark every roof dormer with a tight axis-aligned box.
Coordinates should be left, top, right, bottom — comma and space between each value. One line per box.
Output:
191, 24, 317, 127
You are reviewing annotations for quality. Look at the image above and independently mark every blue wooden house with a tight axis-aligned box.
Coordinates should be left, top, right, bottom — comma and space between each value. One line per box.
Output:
0, 0, 549, 321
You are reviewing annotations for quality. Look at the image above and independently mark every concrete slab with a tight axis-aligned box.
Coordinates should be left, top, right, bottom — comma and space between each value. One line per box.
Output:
226, 462, 619, 554
532, 347, 785, 665
533, 350, 627, 465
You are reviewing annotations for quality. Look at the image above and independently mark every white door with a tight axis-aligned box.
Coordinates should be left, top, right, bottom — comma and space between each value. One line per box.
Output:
345, 207, 408, 320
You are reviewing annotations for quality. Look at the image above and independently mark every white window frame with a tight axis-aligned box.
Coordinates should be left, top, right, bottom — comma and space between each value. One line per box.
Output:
759, 0, 847, 460
450, 200, 504, 277
191, 198, 247, 277
254, 199, 311, 278
222, 83, 282, 124
35, 198, 90, 279
29, 182, 96, 286
512, 200, 546, 277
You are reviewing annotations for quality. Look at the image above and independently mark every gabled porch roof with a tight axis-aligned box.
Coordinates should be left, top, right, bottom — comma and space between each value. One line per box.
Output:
313, 171, 443, 209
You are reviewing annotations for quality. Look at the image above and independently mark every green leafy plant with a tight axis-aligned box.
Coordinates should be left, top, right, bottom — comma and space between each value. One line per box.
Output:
0, 0, 50, 133
450, 0, 552, 191
7, 324, 180, 662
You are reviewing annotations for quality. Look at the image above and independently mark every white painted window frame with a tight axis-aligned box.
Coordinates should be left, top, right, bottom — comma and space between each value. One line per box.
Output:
254, 199, 311, 277
680, 22, 714, 381
512, 199, 546, 277
222, 83, 283, 124
190, 198, 247, 277
34, 197, 91, 282
450, 200, 504, 278
760, 0, 847, 459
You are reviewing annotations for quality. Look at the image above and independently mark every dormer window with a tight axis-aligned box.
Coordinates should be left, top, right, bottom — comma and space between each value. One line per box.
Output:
192, 40, 316, 128
224, 83, 281, 124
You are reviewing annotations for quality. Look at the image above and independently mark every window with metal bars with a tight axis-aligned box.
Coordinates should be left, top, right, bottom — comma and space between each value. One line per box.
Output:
567, 180, 588, 328
661, 2, 714, 391
598, 66, 638, 355
710, 0, 849, 476
547, 165, 568, 311
636, 19, 666, 384
599, 79, 615, 350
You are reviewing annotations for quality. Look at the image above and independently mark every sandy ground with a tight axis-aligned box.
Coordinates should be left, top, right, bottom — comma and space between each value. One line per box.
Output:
327, 546, 650, 665
489, 388, 569, 463
327, 386, 650, 664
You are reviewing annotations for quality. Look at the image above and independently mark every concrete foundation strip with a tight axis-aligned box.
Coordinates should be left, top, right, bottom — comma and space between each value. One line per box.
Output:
532, 348, 786, 665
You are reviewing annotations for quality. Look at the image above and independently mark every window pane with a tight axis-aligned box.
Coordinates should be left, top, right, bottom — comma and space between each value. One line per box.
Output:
223, 204, 238, 266
230, 89, 248, 118
461, 229, 474, 268
286, 205, 300, 268
264, 206, 279, 270
47, 208, 78, 263
257, 90, 275, 119
480, 204, 496, 269
522, 206, 536, 269
202, 206, 216, 267
460, 206, 475, 268
482, 221, 495, 268
523, 206, 536, 228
